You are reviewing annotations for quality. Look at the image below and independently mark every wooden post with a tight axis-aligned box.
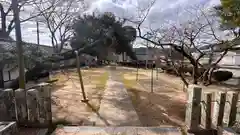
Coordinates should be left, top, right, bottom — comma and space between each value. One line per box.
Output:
201, 92, 212, 129
236, 94, 240, 123
217, 93, 227, 127
75, 51, 88, 102
185, 85, 202, 131
156, 67, 158, 80
229, 92, 239, 126
222, 92, 233, 127
36, 83, 52, 126
0, 89, 15, 121
230, 92, 240, 133
14, 89, 27, 125
151, 62, 154, 93
212, 91, 222, 128
27, 89, 39, 123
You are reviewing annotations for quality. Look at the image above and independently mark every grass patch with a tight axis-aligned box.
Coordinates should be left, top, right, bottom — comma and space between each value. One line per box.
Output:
127, 88, 141, 106
95, 71, 109, 90
122, 73, 142, 106
86, 71, 109, 112
122, 73, 138, 89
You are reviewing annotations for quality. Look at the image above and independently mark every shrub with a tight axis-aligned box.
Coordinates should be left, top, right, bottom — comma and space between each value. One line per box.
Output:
212, 70, 233, 82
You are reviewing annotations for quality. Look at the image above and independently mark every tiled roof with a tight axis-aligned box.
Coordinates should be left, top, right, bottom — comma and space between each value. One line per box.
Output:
0, 39, 50, 69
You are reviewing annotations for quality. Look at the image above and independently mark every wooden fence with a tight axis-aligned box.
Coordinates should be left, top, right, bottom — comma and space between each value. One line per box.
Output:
0, 83, 52, 128
185, 85, 240, 133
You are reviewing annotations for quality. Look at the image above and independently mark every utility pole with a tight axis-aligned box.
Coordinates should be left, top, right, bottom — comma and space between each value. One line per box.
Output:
145, 33, 150, 69
136, 61, 139, 81
151, 61, 154, 93
146, 41, 149, 69
12, 0, 25, 89
36, 21, 40, 45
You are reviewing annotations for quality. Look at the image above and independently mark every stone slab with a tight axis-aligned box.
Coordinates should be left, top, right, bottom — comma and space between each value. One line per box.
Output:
92, 70, 141, 126
52, 126, 184, 135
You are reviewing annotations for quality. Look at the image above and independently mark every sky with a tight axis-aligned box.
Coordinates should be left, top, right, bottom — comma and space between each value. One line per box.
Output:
10, 0, 221, 46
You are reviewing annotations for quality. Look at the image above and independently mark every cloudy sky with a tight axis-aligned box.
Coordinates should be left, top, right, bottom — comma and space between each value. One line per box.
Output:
11, 0, 221, 46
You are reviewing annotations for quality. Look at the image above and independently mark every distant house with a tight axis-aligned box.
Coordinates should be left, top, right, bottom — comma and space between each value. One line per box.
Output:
0, 32, 96, 82
0, 39, 71, 81
194, 39, 240, 66
117, 47, 184, 62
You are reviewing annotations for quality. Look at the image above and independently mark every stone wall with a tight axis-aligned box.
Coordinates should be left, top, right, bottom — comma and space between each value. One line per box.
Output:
0, 83, 52, 128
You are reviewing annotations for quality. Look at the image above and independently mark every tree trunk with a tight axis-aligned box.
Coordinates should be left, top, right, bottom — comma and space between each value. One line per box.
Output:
192, 64, 199, 84
0, 4, 6, 32
206, 67, 215, 85
0, 69, 4, 88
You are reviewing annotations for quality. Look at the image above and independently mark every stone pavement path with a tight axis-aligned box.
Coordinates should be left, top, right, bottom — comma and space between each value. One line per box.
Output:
92, 66, 141, 126
54, 126, 183, 135
53, 66, 185, 135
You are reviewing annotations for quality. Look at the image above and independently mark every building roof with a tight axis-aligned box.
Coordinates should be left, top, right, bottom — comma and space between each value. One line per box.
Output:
0, 31, 70, 69
198, 38, 240, 52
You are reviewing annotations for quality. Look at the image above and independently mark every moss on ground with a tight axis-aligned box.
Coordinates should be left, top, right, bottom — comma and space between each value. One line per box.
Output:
122, 73, 137, 89
122, 73, 141, 106
87, 71, 109, 112
95, 71, 109, 90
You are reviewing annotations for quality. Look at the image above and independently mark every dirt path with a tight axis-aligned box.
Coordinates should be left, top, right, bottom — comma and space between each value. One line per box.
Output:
92, 67, 141, 126
50, 68, 108, 125
121, 67, 186, 127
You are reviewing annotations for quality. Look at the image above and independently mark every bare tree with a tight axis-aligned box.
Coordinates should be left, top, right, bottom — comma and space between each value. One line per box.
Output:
127, 3, 240, 86
0, 0, 54, 35
34, 0, 87, 53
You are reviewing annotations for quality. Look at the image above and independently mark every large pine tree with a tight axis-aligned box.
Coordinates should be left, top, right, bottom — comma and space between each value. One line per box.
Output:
215, 0, 240, 32
70, 12, 137, 60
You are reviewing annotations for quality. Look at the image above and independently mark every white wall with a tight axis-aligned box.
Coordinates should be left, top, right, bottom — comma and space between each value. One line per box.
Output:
234, 51, 240, 65
235, 55, 240, 65
3, 68, 27, 81
198, 51, 237, 66
216, 51, 236, 66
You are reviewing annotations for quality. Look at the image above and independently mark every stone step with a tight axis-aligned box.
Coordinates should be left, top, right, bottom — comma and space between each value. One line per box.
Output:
52, 126, 189, 135
19, 128, 48, 135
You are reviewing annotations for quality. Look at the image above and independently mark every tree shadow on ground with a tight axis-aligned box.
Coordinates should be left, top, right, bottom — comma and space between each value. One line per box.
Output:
52, 83, 66, 92
86, 102, 110, 126
127, 87, 186, 127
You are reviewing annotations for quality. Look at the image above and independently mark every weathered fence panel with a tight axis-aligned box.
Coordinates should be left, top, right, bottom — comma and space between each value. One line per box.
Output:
27, 89, 39, 123
212, 91, 221, 128
186, 85, 240, 133
228, 93, 239, 126
185, 85, 202, 131
201, 92, 212, 129
14, 89, 27, 124
223, 92, 233, 127
36, 83, 52, 126
217, 93, 226, 127
0, 83, 52, 128
0, 89, 15, 121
